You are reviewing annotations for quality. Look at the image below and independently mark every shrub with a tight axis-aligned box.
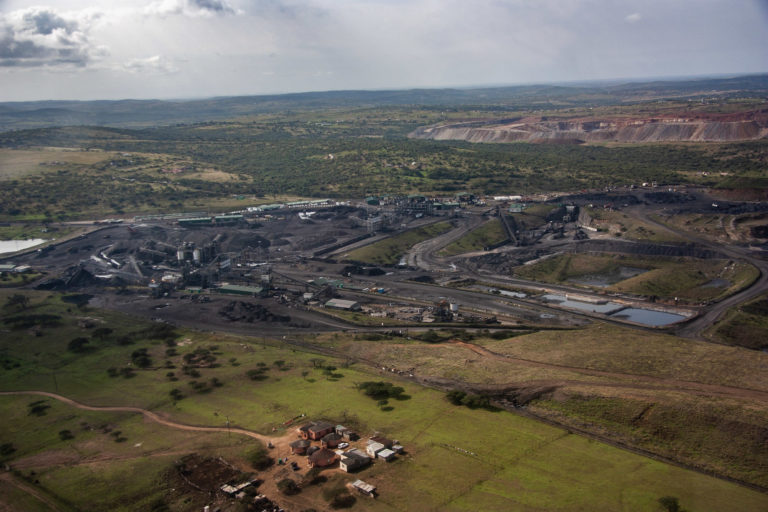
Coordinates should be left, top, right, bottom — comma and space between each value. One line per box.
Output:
277, 478, 300, 495
67, 337, 90, 353
246, 443, 274, 470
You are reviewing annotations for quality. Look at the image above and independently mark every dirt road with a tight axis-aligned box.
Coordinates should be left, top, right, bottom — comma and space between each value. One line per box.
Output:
0, 390, 276, 443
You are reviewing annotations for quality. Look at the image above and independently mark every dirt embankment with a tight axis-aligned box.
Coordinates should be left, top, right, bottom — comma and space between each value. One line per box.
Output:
410, 109, 768, 144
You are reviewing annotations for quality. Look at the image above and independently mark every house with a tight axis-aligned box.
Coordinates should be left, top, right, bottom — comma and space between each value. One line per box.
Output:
307, 448, 337, 468
366, 442, 385, 458
306, 421, 335, 440
342, 430, 359, 441
369, 436, 394, 449
377, 448, 396, 462
321, 432, 342, 449
290, 439, 311, 455
335, 425, 348, 437
392, 444, 404, 454
339, 449, 371, 473
350, 479, 376, 497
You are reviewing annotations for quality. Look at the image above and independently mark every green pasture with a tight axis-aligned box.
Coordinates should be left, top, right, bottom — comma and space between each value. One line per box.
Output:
344, 221, 453, 265
1, 291, 768, 510
709, 293, 768, 350
439, 218, 507, 256
512, 252, 758, 302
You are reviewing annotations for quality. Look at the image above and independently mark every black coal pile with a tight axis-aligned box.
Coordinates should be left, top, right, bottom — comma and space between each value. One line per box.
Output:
218, 301, 290, 323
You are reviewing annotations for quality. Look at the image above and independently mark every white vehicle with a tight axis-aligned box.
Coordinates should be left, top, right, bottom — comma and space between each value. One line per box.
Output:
338, 442, 349, 449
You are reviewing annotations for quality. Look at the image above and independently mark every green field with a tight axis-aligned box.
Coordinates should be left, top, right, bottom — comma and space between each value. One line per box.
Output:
2, 291, 768, 510
709, 293, 768, 350
0, 148, 111, 180
1, 108, 767, 221
583, 206, 687, 242
439, 218, 507, 256
513, 252, 758, 302
343, 221, 453, 265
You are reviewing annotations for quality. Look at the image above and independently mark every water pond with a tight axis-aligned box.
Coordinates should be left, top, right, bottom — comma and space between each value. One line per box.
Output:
0, 239, 48, 255
541, 294, 624, 314
609, 308, 688, 326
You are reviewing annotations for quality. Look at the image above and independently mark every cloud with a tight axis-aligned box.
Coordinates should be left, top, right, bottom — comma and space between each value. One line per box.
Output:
624, 12, 642, 23
0, 7, 104, 67
144, 0, 240, 17
121, 54, 178, 74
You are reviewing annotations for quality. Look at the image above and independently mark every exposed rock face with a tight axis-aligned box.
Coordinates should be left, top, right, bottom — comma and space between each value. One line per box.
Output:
409, 109, 768, 144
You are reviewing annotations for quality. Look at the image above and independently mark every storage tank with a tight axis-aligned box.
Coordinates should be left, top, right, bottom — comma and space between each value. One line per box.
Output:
449, 303, 459, 313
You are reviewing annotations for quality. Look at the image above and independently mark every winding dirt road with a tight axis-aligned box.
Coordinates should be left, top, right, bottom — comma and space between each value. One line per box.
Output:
0, 390, 275, 443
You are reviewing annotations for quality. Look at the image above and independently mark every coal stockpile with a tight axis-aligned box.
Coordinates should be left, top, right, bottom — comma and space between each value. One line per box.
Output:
218, 301, 290, 323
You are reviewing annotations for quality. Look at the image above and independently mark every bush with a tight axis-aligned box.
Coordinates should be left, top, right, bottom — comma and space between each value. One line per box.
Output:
358, 381, 405, 400
446, 390, 466, 405
67, 337, 90, 353
246, 368, 268, 381
277, 478, 300, 495
246, 443, 274, 470
323, 486, 356, 509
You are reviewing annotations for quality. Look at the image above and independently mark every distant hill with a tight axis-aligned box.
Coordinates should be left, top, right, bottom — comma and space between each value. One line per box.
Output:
1, 74, 766, 132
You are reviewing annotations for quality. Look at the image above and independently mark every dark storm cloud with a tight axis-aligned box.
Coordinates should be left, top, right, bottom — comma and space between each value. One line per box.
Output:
23, 9, 76, 35
144, 0, 240, 17
190, 0, 235, 14
0, 7, 100, 67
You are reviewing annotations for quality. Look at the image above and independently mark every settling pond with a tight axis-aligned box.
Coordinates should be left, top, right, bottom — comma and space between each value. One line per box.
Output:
541, 293, 688, 326
0, 239, 48, 255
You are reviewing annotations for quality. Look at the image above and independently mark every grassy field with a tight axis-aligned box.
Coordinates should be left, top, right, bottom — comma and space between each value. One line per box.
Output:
583, 207, 687, 242
512, 252, 758, 302
2, 291, 768, 509
321, 323, 768, 487
0, 148, 111, 180
708, 293, 768, 350
439, 218, 507, 256
510, 203, 558, 230
654, 211, 768, 245
343, 221, 453, 265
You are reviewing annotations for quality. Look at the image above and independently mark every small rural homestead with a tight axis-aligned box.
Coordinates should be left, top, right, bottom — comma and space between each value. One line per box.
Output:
324, 298, 361, 311
293, 421, 401, 476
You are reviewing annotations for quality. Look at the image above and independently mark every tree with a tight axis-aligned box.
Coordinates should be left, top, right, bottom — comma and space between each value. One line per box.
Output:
5, 293, 29, 310
246, 443, 274, 470
92, 327, 113, 341
658, 496, 685, 512
67, 337, 90, 353
277, 478, 300, 496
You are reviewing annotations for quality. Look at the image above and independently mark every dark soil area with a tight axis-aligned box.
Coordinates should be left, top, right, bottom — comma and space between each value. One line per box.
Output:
219, 301, 291, 323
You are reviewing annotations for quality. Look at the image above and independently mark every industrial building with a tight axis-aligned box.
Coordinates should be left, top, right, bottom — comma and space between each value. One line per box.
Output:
325, 299, 361, 311
216, 284, 265, 296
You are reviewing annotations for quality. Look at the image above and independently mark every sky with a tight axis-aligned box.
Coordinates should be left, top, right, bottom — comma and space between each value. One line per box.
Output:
0, 0, 767, 101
